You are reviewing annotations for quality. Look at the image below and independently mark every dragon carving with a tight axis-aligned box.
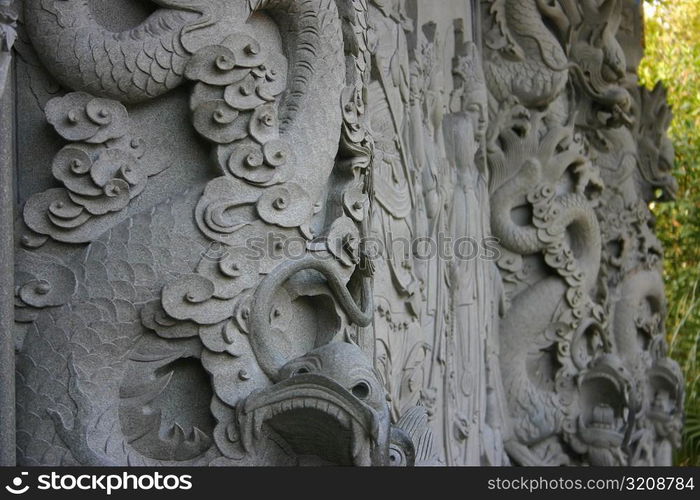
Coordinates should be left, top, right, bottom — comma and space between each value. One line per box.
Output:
482, 0, 645, 466
488, 108, 631, 465
15, 0, 401, 465
10, 0, 682, 467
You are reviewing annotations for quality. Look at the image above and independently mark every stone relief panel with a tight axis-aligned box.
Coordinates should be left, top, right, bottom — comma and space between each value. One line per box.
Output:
0, 0, 682, 466
480, 0, 682, 466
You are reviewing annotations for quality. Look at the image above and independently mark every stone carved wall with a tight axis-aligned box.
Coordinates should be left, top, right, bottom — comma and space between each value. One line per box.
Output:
0, 0, 682, 466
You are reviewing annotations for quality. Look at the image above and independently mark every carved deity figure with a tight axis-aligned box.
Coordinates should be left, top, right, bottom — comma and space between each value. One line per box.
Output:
405, 20, 453, 437
442, 38, 499, 465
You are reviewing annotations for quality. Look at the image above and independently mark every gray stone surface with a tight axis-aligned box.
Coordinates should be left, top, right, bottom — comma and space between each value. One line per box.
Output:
0, 0, 683, 466
0, 0, 17, 467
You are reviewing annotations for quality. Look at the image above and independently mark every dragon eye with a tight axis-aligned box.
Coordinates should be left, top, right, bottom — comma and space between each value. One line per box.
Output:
351, 381, 370, 400
294, 367, 310, 376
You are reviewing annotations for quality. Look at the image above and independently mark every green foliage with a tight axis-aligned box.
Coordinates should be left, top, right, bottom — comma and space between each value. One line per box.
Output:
639, 0, 700, 466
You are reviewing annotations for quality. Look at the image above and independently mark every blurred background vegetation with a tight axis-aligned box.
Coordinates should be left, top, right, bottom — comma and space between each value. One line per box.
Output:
639, 0, 700, 466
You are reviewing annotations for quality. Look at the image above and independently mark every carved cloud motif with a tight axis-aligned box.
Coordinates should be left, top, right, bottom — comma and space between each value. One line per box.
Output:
23, 92, 164, 243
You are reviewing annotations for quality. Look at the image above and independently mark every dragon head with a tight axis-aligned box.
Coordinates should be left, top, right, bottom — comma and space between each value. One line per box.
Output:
634, 83, 678, 202
646, 357, 684, 447
573, 353, 631, 465
236, 342, 411, 466
570, 0, 633, 126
